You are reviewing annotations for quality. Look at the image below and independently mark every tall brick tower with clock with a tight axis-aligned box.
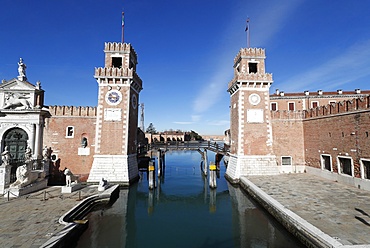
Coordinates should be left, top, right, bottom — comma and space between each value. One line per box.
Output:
225, 48, 278, 183
88, 42, 142, 185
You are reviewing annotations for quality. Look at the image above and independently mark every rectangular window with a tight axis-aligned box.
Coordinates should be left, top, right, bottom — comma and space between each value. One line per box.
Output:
281, 156, 292, 166
321, 154, 332, 171
248, 62, 258, 73
66, 126, 74, 138
361, 159, 370, 180
311, 101, 319, 108
329, 101, 336, 105
112, 57, 122, 68
271, 102, 277, 111
288, 102, 295, 111
338, 156, 353, 176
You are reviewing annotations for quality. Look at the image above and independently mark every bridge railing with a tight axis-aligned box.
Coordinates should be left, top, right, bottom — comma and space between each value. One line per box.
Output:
149, 140, 229, 155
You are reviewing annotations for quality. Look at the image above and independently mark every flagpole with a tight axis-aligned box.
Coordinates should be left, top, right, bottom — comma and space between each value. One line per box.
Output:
121, 11, 125, 43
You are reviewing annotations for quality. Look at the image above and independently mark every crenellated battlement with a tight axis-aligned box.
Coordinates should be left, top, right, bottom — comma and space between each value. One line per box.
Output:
235, 72, 273, 81
104, 42, 138, 60
303, 96, 370, 118
94, 67, 142, 85
48, 105, 97, 117
234, 48, 265, 64
271, 96, 370, 120
228, 73, 273, 91
95, 67, 134, 78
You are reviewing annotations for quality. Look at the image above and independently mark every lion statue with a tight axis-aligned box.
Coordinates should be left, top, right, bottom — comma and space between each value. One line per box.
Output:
3, 93, 31, 110
10, 163, 39, 188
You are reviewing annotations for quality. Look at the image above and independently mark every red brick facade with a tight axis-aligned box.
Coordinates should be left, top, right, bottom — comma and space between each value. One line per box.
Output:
43, 106, 96, 182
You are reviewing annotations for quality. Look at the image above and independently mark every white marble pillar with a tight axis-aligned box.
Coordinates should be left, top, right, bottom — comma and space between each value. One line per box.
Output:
29, 124, 36, 156
34, 123, 41, 158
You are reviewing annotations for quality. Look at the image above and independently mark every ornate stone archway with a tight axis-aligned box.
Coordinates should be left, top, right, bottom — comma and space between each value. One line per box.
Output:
3, 128, 28, 182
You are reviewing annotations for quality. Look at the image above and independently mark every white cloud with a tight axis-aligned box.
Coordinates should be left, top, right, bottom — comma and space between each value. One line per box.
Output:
277, 39, 370, 92
252, 0, 305, 46
173, 121, 193, 125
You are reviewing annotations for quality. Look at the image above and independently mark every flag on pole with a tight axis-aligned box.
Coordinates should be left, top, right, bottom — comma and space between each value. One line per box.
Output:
245, 18, 250, 31
122, 12, 125, 27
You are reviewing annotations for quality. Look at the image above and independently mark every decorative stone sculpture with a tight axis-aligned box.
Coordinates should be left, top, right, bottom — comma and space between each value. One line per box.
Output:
42, 146, 51, 160
24, 146, 32, 161
3, 93, 31, 109
1, 146, 11, 167
81, 137, 88, 148
98, 177, 108, 191
61, 168, 81, 193
17, 58, 27, 81
10, 163, 39, 188
64, 168, 73, 187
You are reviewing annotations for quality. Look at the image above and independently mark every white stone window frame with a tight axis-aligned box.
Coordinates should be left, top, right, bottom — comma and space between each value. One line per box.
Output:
270, 102, 278, 111
337, 155, 354, 177
281, 156, 292, 166
320, 154, 332, 171
66, 126, 75, 138
329, 100, 336, 105
311, 101, 319, 108
360, 158, 370, 180
288, 102, 295, 111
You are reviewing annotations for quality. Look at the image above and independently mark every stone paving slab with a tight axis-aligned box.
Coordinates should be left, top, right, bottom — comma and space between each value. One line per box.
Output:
244, 173, 370, 247
0, 185, 98, 248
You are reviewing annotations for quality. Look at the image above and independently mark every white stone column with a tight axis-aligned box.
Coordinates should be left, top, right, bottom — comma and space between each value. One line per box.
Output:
34, 123, 41, 158
29, 124, 36, 156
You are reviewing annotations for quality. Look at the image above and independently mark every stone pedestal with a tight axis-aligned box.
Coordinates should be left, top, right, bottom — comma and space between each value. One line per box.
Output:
5, 179, 48, 198
226, 154, 279, 183
0, 166, 10, 195
88, 154, 139, 185
61, 183, 82, 193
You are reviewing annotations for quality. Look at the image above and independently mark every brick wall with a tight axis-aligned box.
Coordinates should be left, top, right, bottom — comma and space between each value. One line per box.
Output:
43, 106, 96, 181
271, 111, 305, 167
303, 97, 370, 178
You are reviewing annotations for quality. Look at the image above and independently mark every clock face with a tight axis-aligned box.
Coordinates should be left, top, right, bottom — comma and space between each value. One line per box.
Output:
131, 94, 137, 109
105, 90, 122, 106
249, 93, 261, 106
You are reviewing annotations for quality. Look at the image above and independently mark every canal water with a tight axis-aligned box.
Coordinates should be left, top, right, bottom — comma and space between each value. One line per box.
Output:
76, 150, 305, 248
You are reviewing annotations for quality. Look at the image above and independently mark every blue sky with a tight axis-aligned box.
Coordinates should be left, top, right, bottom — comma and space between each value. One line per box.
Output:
1, 1, 370, 135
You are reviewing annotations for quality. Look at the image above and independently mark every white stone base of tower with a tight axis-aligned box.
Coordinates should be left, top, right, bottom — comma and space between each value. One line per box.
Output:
87, 154, 139, 186
225, 154, 279, 184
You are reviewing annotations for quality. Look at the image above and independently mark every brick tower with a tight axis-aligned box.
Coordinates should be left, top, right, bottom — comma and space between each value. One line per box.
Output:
225, 48, 278, 183
88, 42, 143, 185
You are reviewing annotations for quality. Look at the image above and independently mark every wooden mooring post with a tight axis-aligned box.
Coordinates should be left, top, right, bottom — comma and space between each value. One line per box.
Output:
198, 148, 208, 176
157, 149, 165, 178
148, 160, 156, 190
209, 162, 217, 188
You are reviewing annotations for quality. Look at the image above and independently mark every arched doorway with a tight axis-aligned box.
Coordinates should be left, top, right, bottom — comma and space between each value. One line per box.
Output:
3, 128, 29, 182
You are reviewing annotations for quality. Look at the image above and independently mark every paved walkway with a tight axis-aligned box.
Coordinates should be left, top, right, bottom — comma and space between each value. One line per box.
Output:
0, 185, 99, 248
244, 174, 370, 247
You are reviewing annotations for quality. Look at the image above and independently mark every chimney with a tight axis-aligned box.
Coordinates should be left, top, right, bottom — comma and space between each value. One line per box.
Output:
280, 91, 285, 96
318, 90, 323, 95
275, 89, 280, 95
355, 89, 361, 94
304, 90, 310, 96
337, 89, 343, 94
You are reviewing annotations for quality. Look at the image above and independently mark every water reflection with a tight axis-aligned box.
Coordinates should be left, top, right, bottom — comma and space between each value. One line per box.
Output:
77, 151, 304, 248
